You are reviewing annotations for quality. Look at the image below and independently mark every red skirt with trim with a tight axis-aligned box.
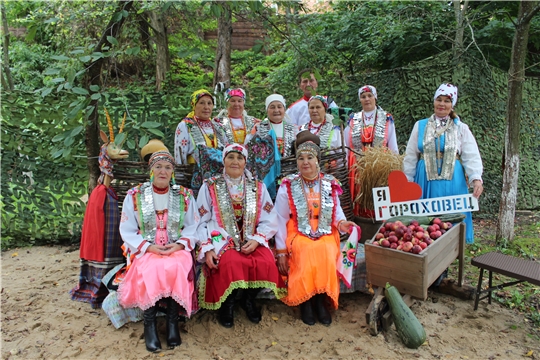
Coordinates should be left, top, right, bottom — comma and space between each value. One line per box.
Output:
199, 246, 286, 309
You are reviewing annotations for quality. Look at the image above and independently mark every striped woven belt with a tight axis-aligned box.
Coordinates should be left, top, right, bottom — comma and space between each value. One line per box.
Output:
420, 153, 460, 160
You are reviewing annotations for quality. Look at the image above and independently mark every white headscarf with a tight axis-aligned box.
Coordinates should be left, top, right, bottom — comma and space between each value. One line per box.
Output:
222, 143, 248, 162
265, 94, 286, 110
434, 83, 458, 107
358, 85, 377, 100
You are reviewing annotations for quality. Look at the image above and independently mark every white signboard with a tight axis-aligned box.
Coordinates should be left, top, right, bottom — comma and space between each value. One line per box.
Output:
372, 186, 479, 221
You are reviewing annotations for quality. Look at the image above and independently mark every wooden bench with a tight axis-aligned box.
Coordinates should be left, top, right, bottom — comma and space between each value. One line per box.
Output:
471, 252, 540, 310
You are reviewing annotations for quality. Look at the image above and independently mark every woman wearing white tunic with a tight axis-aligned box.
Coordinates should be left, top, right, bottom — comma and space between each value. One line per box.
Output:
118, 149, 198, 352
196, 144, 286, 328
299, 95, 342, 151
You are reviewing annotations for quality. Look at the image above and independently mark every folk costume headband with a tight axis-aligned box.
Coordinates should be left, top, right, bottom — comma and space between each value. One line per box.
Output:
434, 83, 458, 107
308, 95, 328, 109
187, 89, 213, 119
148, 150, 175, 169
296, 141, 320, 160
358, 85, 377, 100
265, 94, 286, 110
225, 88, 246, 102
223, 143, 248, 162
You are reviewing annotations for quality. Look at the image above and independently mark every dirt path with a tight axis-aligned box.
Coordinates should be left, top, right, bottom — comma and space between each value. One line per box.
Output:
1, 246, 537, 359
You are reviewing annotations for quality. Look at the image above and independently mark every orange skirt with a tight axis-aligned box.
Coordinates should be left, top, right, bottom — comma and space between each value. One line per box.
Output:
281, 219, 341, 309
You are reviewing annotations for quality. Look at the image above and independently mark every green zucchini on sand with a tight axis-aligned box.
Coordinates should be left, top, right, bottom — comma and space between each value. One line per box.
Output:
385, 283, 427, 349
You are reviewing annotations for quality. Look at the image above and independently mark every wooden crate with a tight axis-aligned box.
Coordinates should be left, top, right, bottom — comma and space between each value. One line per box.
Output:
365, 222, 465, 300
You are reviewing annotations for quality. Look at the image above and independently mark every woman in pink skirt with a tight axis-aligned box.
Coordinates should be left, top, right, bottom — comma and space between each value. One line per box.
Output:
118, 148, 198, 352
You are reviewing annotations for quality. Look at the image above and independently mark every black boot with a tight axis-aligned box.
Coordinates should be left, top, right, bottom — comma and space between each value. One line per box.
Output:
219, 290, 237, 328
166, 298, 182, 349
240, 288, 262, 323
313, 294, 332, 325
143, 305, 162, 352
300, 300, 316, 326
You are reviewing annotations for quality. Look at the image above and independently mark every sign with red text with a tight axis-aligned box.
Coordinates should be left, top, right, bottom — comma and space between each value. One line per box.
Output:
372, 171, 479, 221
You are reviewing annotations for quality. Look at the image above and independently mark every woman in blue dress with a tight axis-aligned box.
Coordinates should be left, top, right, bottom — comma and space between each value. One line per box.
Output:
403, 83, 484, 245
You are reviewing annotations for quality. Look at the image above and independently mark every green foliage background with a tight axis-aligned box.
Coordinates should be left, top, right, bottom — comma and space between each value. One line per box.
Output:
2, 1, 540, 248
3, 51, 539, 249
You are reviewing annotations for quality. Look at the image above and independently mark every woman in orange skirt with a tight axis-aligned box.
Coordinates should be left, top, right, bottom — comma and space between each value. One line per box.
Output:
274, 131, 356, 326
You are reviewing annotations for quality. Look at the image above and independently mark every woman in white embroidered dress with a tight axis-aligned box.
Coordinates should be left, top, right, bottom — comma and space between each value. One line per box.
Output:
299, 95, 341, 151
214, 88, 259, 145
244, 94, 299, 198
344, 85, 399, 218
196, 144, 286, 328
118, 149, 198, 352
403, 83, 483, 245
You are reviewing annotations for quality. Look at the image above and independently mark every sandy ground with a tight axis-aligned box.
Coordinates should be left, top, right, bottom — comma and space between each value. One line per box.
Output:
1, 245, 538, 360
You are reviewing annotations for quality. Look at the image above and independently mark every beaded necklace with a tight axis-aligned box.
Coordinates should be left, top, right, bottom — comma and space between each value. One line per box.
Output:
308, 118, 326, 135
194, 116, 217, 148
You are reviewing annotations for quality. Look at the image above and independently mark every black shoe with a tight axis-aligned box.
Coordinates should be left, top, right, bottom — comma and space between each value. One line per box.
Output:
313, 294, 332, 326
218, 290, 237, 328
166, 298, 182, 348
240, 289, 262, 324
433, 268, 449, 288
300, 300, 316, 326
143, 305, 162, 352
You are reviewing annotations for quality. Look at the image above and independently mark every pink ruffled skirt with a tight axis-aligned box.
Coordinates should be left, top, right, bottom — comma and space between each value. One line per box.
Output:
118, 250, 194, 315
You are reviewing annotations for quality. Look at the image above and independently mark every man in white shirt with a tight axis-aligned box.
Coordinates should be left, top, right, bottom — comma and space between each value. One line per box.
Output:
285, 68, 338, 126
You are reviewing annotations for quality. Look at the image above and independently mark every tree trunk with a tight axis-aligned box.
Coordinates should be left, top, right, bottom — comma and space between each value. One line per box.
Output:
213, 2, 232, 89
148, 10, 170, 91
496, 1, 540, 243
85, 1, 133, 193
1, 3, 14, 91
453, 0, 469, 59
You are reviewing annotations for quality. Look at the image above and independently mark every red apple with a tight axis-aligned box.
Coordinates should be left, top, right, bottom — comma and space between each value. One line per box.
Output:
440, 229, 446, 235
390, 243, 398, 249
415, 231, 425, 240
432, 218, 442, 225
388, 235, 398, 244
447, 223, 453, 229
379, 227, 386, 234
372, 241, 380, 246
403, 233, 413, 242
385, 222, 394, 231
389, 231, 396, 237
402, 242, 413, 252
415, 226, 424, 233
419, 242, 428, 250
427, 225, 435, 233
424, 238, 433, 245
410, 220, 419, 227
381, 239, 391, 248
432, 224, 440, 231
395, 227, 405, 239
411, 238, 420, 246
397, 240, 404, 246
440, 222, 449, 230
408, 225, 416, 232
396, 244, 403, 251
430, 231, 441, 240
384, 231, 390, 237
412, 245, 422, 254
375, 233, 384, 240
394, 220, 403, 227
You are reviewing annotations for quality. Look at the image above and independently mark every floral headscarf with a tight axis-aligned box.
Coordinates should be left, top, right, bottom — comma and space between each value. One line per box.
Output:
225, 88, 246, 102
222, 143, 248, 163
434, 83, 458, 107
358, 85, 377, 100
308, 95, 328, 109
187, 89, 213, 118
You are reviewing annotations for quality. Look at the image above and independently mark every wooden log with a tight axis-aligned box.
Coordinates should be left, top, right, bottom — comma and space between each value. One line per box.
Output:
433, 278, 477, 300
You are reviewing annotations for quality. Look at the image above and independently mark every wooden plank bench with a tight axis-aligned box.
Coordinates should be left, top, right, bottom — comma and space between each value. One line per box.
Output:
471, 252, 540, 310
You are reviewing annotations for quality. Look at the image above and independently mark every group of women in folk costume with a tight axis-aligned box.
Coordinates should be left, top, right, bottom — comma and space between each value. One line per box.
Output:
92, 81, 483, 353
